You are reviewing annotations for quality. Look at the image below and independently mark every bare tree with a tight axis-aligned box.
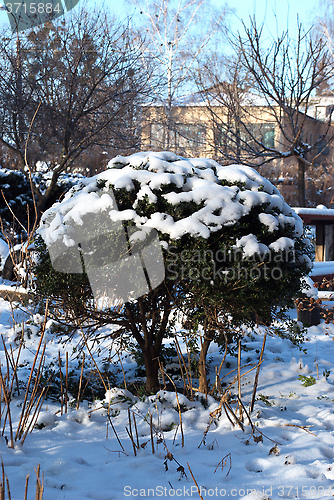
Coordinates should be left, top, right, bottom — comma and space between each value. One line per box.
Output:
130, 0, 227, 151
199, 20, 334, 206
0, 7, 152, 220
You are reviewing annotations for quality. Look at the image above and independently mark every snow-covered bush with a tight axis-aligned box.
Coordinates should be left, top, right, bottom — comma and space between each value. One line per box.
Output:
0, 169, 34, 237
35, 152, 312, 392
0, 167, 83, 240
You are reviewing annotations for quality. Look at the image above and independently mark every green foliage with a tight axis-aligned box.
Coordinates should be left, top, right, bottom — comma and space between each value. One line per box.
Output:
34, 156, 312, 392
298, 375, 316, 387
33, 236, 93, 315
256, 394, 274, 406
0, 169, 34, 237
40, 356, 116, 403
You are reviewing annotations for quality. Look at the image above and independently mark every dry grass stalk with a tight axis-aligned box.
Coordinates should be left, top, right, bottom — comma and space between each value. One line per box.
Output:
160, 368, 184, 447
0, 303, 50, 446
17, 342, 47, 440
125, 426, 137, 456
24, 475, 30, 500
76, 322, 109, 394
214, 453, 232, 476
1, 460, 6, 500
126, 408, 137, 456
0, 367, 14, 448
107, 414, 125, 452
65, 351, 68, 414
34, 464, 44, 500
250, 331, 267, 413
58, 351, 64, 415
117, 352, 127, 391
173, 336, 193, 398
187, 463, 204, 500
158, 359, 166, 390
76, 352, 85, 410
150, 413, 155, 454
237, 340, 243, 421
133, 413, 139, 449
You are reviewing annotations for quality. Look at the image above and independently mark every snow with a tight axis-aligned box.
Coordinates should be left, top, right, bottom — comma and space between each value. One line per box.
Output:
294, 207, 334, 217
38, 152, 307, 263
0, 238, 9, 271
0, 301, 334, 498
234, 234, 269, 258
311, 261, 334, 277
269, 237, 295, 252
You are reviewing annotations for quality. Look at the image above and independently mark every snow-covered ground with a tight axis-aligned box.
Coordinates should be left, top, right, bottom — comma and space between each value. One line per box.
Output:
0, 299, 334, 499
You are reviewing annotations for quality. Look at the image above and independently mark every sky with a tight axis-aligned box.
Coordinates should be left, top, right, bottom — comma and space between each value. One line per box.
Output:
104, 0, 321, 39
0, 0, 323, 38
227, 0, 321, 40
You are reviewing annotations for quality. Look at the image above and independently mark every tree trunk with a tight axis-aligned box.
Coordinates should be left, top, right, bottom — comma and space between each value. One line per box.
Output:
198, 330, 214, 393
298, 158, 306, 207
142, 345, 160, 393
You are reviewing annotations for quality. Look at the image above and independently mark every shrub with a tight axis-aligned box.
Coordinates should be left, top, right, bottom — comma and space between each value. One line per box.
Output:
35, 152, 312, 392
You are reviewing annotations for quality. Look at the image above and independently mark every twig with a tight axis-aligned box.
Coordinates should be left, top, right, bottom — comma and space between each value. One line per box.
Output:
150, 413, 155, 454
237, 340, 242, 420
187, 463, 204, 500
125, 427, 137, 456
285, 424, 317, 436
107, 415, 125, 452
76, 352, 85, 410
214, 453, 232, 476
250, 331, 267, 412
160, 367, 184, 447
65, 351, 68, 414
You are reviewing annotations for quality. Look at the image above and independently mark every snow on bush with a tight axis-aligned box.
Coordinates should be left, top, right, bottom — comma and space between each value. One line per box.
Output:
39, 151, 308, 258
36, 151, 313, 392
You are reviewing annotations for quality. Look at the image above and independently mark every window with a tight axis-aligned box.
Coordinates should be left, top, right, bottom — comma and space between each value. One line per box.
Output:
246, 123, 275, 149
150, 123, 165, 148
176, 123, 207, 149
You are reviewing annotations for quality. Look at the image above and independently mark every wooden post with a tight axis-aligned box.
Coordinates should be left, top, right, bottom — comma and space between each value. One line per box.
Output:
315, 223, 324, 262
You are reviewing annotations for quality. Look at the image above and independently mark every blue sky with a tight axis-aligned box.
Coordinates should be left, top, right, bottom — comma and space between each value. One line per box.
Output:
227, 0, 320, 38
103, 0, 321, 38
0, 0, 322, 39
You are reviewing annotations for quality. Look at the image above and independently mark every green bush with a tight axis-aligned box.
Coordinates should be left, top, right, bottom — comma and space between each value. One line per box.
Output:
34, 152, 312, 392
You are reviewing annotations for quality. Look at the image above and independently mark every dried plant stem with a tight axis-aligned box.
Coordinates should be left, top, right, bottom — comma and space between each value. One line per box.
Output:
6, 476, 11, 500
150, 413, 155, 454
65, 352, 68, 414
15, 303, 48, 441
0, 367, 14, 447
58, 351, 64, 415
76, 322, 108, 394
35, 464, 44, 500
133, 413, 139, 449
76, 352, 85, 410
24, 474, 30, 500
174, 336, 192, 397
107, 415, 125, 452
1, 460, 5, 500
161, 368, 184, 447
250, 331, 267, 413
237, 340, 243, 420
117, 353, 127, 391
126, 427, 137, 456
187, 463, 204, 500
18, 343, 47, 440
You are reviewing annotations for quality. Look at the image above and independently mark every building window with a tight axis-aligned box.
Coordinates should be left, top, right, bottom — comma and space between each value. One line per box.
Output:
150, 123, 165, 148
247, 123, 275, 149
176, 124, 207, 149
